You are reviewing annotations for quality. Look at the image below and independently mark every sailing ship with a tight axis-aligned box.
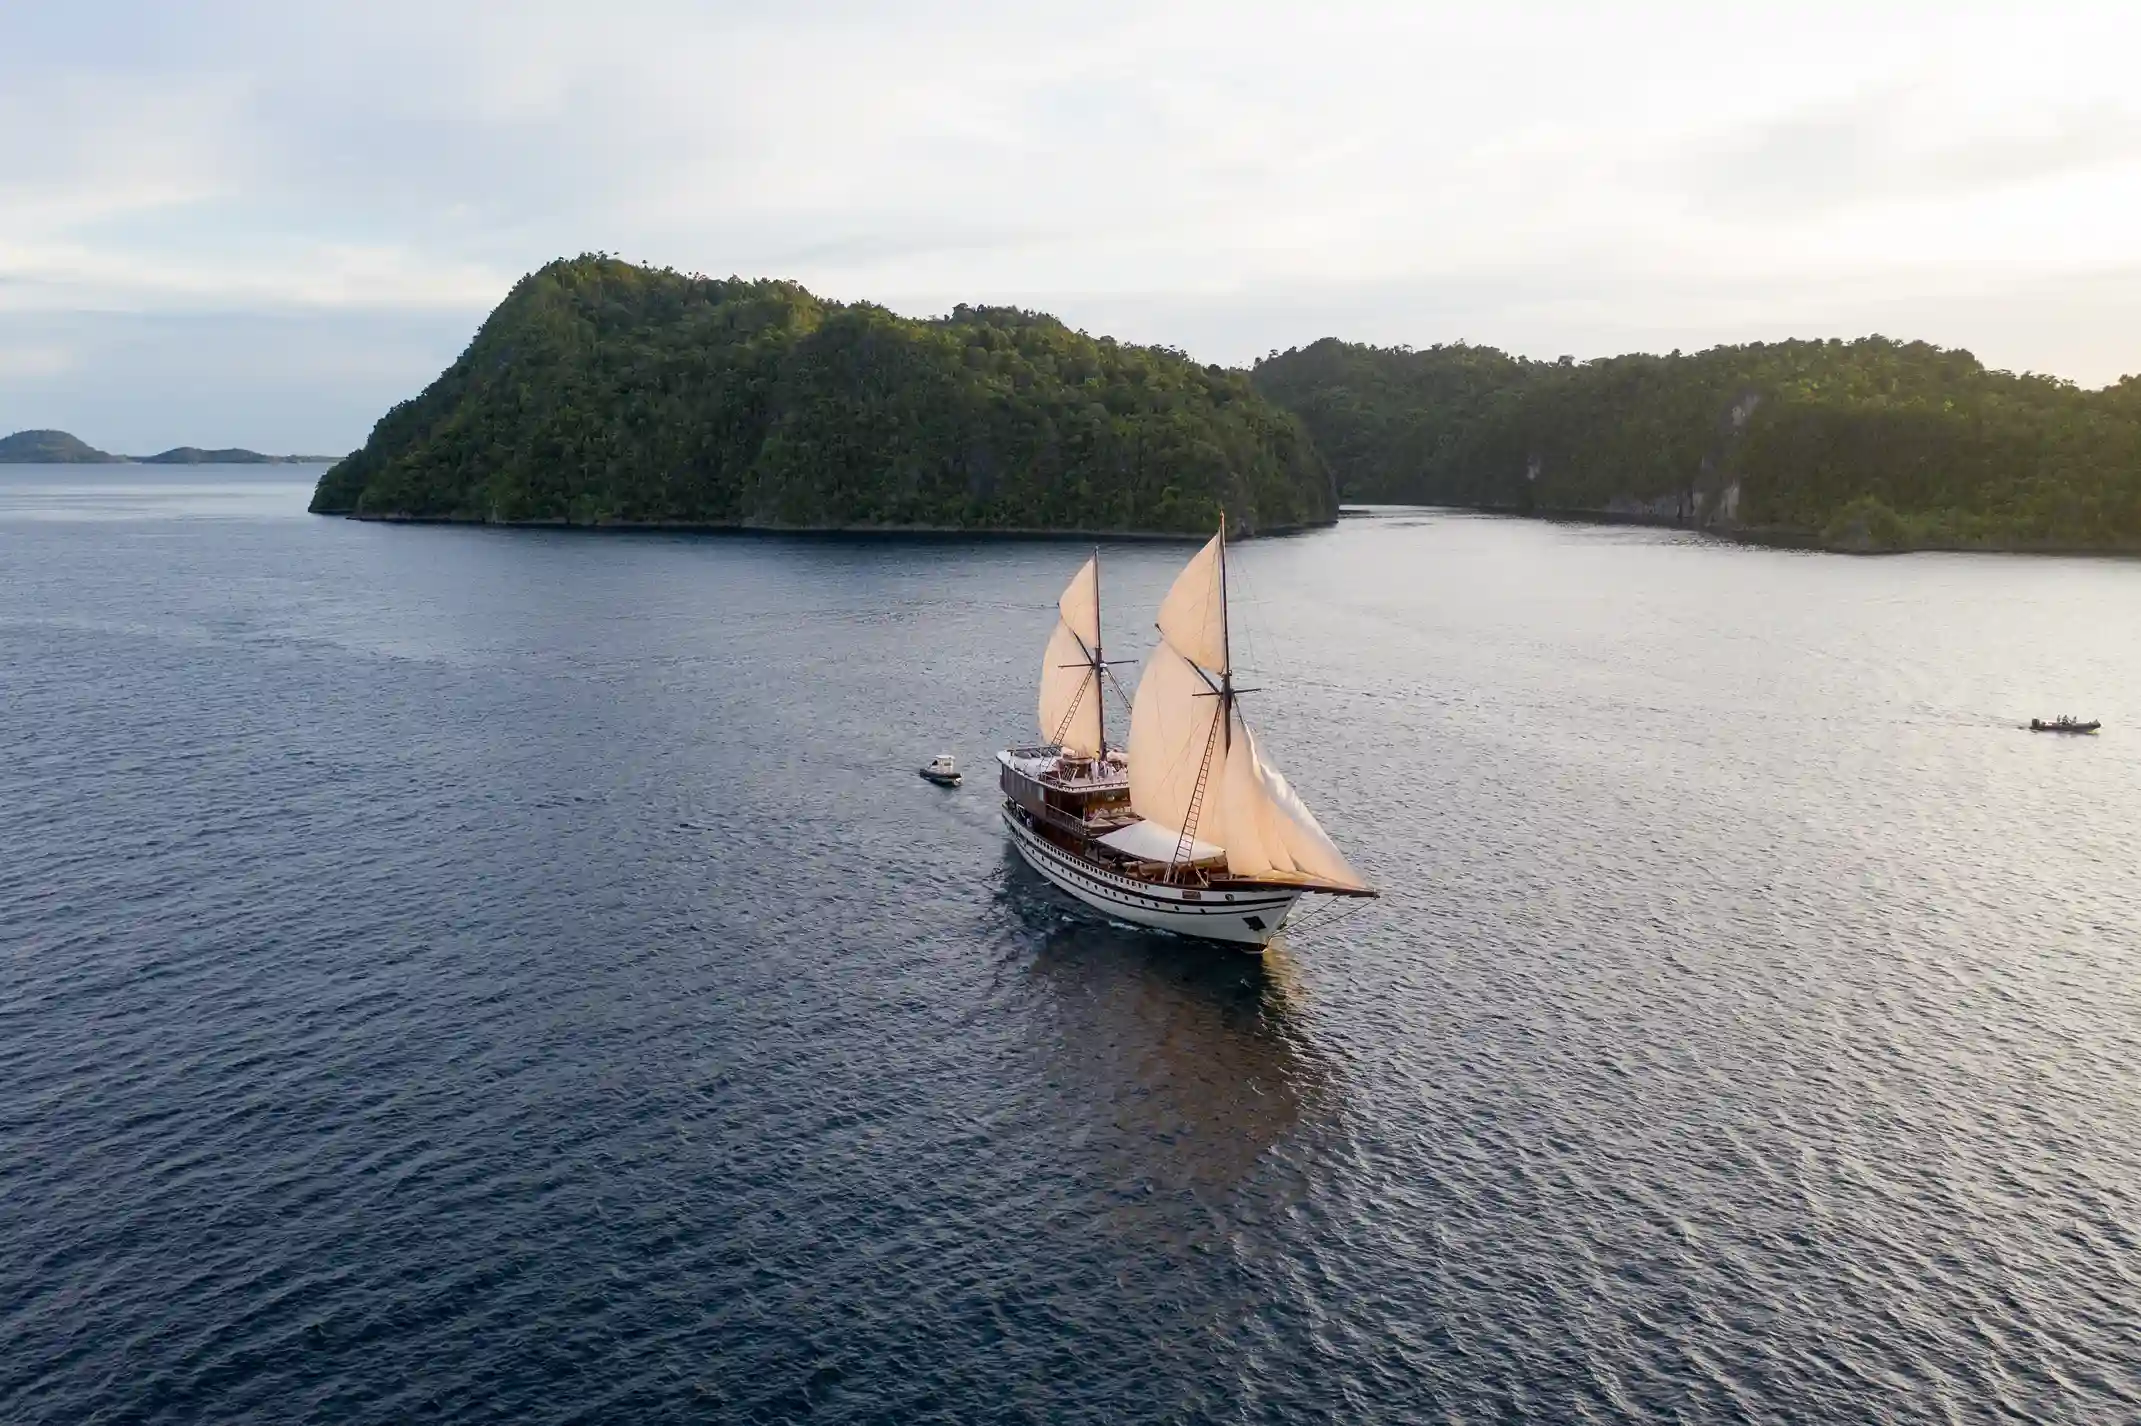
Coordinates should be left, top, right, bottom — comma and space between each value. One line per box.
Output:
998, 519, 1376, 947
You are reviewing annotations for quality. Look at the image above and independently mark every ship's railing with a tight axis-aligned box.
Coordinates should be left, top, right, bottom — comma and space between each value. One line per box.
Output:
1000, 760, 1123, 842
998, 746, 1129, 792
1004, 787, 1102, 843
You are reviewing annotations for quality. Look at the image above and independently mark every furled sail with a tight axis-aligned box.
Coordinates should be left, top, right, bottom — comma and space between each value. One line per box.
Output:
1038, 556, 1104, 756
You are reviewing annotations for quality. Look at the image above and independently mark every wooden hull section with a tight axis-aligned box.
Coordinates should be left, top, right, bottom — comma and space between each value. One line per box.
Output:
1003, 806, 1299, 948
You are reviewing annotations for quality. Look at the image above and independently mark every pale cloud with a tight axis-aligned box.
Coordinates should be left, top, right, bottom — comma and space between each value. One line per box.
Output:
4, 0, 2140, 448
0, 238, 513, 314
1687, 89, 2141, 222
0, 343, 79, 379
0, 72, 249, 203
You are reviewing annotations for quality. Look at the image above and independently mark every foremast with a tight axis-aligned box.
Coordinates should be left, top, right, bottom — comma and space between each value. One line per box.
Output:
1038, 549, 1123, 760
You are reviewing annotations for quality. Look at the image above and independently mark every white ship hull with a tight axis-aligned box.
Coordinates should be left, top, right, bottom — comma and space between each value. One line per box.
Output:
1003, 807, 1299, 948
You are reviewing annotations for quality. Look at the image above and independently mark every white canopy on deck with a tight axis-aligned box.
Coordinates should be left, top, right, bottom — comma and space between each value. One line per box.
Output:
1095, 820, 1224, 866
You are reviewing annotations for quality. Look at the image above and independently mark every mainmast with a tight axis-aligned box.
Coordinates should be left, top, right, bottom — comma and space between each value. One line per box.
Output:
1217, 512, 1232, 755
1091, 545, 1107, 756
1161, 512, 1243, 876
1123, 512, 1376, 898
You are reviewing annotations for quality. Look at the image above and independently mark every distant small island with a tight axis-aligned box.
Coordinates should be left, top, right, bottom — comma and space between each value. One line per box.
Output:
137, 446, 341, 465
310, 256, 1338, 537
0, 430, 340, 465
0, 430, 127, 463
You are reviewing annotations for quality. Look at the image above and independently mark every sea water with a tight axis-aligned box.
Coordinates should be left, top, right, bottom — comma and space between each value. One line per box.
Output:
3, 467, 2137, 1422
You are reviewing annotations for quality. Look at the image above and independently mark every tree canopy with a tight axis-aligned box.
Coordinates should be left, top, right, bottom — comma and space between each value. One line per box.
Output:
313, 257, 1337, 536
0, 430, 124, 464
1252, 337, 2141, 551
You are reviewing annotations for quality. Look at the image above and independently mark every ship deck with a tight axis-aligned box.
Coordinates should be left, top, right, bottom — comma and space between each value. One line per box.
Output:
996, 746, 1130, 794
996, 746, 1375, 899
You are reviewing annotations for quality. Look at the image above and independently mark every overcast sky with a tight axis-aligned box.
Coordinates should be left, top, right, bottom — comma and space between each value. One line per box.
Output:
6, 0, 2141, 452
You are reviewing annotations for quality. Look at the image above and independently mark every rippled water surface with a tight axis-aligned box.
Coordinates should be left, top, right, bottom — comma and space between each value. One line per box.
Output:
4, 466, 2138, 1423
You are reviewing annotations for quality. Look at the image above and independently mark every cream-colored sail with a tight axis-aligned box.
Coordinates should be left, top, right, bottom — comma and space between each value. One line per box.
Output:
1216, 712, 1274, 871
1126, 640, 1226, 842
1039, 620, 1102, 755
1217, 712, 1370, 890
1058, 555, 1099, 648
1038, 556, 1104, 755
1126, 531, 1372, 890
1156, 531, 1228, 674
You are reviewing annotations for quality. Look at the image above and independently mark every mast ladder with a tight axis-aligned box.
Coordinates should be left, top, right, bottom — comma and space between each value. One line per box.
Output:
1170, 712, 1224, 876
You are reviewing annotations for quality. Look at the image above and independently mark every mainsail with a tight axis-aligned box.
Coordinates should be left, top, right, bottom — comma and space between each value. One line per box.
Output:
1155, 531, 1228, 674
1126, 527, 1371, 892
1125, 640, 1223, 838
1037, 555, 1105, 756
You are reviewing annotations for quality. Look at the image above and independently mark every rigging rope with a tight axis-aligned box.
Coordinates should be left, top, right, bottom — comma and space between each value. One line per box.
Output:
1285, 892, 1378, 936
1048, 670, 1093, 748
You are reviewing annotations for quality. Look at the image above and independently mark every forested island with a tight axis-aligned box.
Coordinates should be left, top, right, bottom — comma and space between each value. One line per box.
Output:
313, 256, 2139, 551
0, 430, 126, 463
1252, 338, 2141, 552
311, 257, 1336, 536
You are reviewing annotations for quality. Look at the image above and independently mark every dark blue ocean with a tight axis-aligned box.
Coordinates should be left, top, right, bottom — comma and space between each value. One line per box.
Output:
3, 466, 2138, 1424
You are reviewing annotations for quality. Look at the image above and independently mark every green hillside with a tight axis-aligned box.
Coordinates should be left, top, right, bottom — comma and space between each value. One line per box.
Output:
1253, 338, 2141, 551
0, 430, 125, 463
313, 257, 1337, 536
140, 447, 274, 464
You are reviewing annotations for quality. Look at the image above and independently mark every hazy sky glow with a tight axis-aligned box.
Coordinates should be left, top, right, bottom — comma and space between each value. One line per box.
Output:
6, 1, 2141, 450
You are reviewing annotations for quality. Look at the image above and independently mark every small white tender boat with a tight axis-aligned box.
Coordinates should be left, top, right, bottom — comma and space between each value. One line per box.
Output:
919, 753, 961, 786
